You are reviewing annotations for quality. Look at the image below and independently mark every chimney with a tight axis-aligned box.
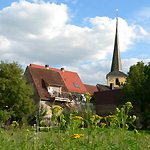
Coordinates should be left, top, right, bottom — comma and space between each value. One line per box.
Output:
110, 83, 114, 90
61, 68, 65, 72
45, 64, 49, 69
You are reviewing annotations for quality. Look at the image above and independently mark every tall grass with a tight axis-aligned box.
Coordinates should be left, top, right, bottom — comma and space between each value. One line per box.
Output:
0, 127, 150, 150
0, 102, 150, 150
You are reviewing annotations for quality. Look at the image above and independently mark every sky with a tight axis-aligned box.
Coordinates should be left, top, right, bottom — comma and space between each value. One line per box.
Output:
0, 0, 150, 85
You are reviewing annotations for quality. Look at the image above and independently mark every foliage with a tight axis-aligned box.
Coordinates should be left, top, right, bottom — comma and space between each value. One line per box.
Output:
122, 61, 150, 128
70, 114, 84, 130
11, 121, 19, 128
105, 102, 136, 129
90, 115, 103, 127
40, 121, 46, 127
84, 92, 92, 103
0, 60, 35, 122
51, 106, 66, 129
37, 104, 47, 122
70, 92, 81, 99
0, 109, 9, 125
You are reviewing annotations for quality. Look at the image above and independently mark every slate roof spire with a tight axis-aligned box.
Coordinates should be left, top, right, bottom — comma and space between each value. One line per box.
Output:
110, 14, 122, 72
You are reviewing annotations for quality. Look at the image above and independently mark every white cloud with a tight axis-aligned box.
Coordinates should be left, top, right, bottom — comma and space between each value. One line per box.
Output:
0, 36, 11, 51
89, 17, 137, 52
64, 58, 150, 85
138, 26, 148, 35
0, 1, 149, 85
0, 1, 138, 66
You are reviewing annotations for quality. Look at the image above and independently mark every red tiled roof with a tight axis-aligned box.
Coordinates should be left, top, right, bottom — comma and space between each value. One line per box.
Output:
30, 64, 88, 94
84, 84, 98, 95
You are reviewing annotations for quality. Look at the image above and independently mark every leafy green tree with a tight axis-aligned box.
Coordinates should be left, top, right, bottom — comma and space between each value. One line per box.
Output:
0, 109, 9, 126
122, 61, 150, 128
0, 60, 35, 123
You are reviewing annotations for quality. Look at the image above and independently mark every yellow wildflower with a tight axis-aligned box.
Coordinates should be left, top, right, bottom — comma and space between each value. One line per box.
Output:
132, 115, 136, 121
116, 108, 120, 113
79, 134, 84, 137
26, 129, 29, 132
125, 102, 133, 108
108, 115, 115, 118
125, 124, 129, 129
134, 129, 139, 135
75, 116, 83, 120
95, 115, 103, 119
53, 106, 63, 111
70, 134, 80, 139
70, 133, 84, 139
11, 121, 19, 127
100, 123, 106, 128
91, 115, 95, 118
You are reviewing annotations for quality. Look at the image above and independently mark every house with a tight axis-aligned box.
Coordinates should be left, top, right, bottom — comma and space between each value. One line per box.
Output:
25, 64, 88, 117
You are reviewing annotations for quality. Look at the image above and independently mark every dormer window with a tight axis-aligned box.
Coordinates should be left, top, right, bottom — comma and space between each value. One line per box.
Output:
73, 82, 80, 88
48, 86, 61, 97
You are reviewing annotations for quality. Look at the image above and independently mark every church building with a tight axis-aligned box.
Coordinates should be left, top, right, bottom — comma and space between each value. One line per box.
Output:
106, 17, 127, 87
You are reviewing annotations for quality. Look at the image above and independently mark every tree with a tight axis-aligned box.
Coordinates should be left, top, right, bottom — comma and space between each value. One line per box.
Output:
122, 61, 150, 128
0, 60, 35, 123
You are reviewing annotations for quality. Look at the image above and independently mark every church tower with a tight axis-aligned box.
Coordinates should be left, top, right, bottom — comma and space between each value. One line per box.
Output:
106, 14, 127, 87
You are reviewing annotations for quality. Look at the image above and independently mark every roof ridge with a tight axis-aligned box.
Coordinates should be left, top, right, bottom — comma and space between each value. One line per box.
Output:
30, 64, 78, 74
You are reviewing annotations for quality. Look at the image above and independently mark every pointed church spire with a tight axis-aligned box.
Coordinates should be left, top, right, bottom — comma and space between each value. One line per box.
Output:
106, 10, 127, 87
110, 11, 122, 72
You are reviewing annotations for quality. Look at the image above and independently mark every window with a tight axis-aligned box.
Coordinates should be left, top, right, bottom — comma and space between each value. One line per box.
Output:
48, 86, 54, 96
55, 87, 60, 97
116, 78, 119, 85
48, 86, 60, 97
73, 82, 80, 88
109, 77, 114, 81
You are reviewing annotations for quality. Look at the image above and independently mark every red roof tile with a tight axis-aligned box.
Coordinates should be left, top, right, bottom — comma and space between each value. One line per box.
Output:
30, 64, 88, 94
84, 84, 98, 95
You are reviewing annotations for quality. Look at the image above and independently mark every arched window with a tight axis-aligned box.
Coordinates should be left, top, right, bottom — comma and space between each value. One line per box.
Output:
116, 78, 119, 85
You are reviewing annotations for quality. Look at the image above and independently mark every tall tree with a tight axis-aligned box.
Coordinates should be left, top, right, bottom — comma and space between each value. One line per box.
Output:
0, 60, 35, 122
122, 61, 150, 128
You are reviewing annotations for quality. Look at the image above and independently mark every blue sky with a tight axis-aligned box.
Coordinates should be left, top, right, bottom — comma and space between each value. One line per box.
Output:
0, 0, 150, 85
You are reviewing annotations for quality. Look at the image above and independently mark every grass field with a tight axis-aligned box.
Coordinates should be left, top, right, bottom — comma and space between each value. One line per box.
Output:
0, 127, 150, 150
0, 102, 150, 150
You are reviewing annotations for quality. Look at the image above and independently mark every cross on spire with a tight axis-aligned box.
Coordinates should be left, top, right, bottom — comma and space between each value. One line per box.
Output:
116, 9, 118, 18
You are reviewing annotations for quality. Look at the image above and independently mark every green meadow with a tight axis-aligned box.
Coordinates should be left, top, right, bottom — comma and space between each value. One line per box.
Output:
0, 102, 150, 150
0, 127, 150, 150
